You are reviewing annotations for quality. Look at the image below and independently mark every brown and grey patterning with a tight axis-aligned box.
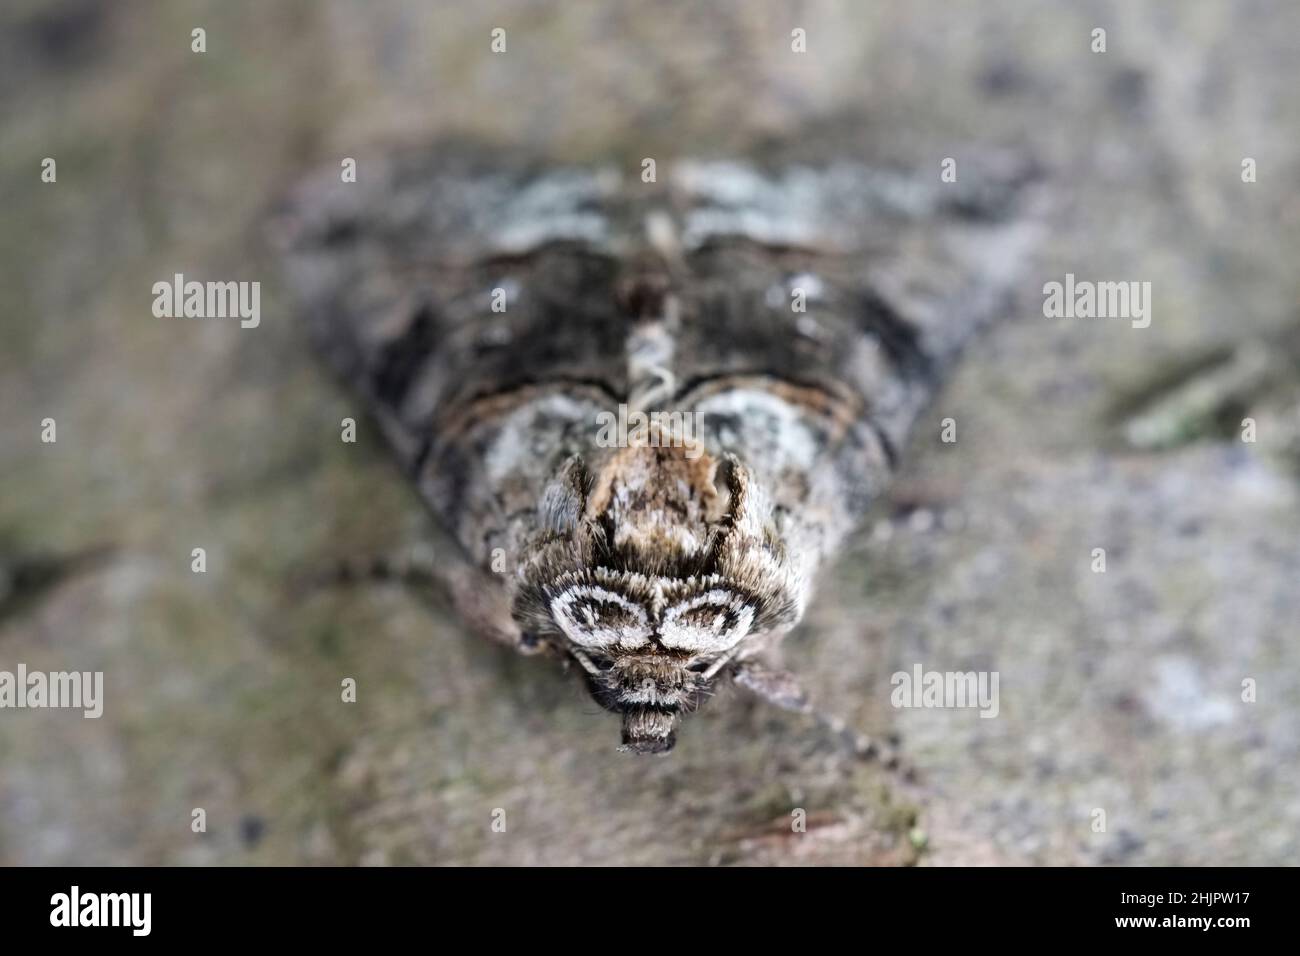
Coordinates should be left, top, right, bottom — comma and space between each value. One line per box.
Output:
277, 142, 1039, 754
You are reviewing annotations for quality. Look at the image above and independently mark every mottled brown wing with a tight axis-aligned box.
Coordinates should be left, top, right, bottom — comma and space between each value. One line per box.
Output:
274, 146, 636, 559
666, 156, 1042, 552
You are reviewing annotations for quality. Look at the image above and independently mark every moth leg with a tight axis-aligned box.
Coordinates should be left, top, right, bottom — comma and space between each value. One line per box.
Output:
293, 549, 461, 616
301, 548, 441, 591
732, 659, 913, 777
293, 549, 538, 655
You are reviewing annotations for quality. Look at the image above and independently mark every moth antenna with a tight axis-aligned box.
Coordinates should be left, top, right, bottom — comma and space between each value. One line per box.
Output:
733, 659, 917, 780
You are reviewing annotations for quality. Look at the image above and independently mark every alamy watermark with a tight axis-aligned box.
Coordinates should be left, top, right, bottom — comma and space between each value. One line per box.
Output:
1043, 273, 1151, 329
0, 664, 103, 718
595, 404, 705, 460
890, 664, 999, 718
152, 272, 260, 328
50, 886, 150, 936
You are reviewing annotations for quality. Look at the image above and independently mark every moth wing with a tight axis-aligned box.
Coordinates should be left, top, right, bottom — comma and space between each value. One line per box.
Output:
668, 152, 1043, 544
671, 149, 1044, 385
273, 146, 629, 559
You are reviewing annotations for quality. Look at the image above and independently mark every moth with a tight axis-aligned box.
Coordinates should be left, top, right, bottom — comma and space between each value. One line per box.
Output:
276, 142, 1038, 754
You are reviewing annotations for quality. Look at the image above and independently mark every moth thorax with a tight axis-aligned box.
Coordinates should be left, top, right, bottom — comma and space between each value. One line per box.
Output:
586, 442, 728, 562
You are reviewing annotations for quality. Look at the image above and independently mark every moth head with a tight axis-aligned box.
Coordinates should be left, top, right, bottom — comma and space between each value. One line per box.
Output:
512, 444, 807, 753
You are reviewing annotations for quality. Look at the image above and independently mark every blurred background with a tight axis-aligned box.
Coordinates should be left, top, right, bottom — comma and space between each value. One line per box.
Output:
1, 0, 1297, 865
